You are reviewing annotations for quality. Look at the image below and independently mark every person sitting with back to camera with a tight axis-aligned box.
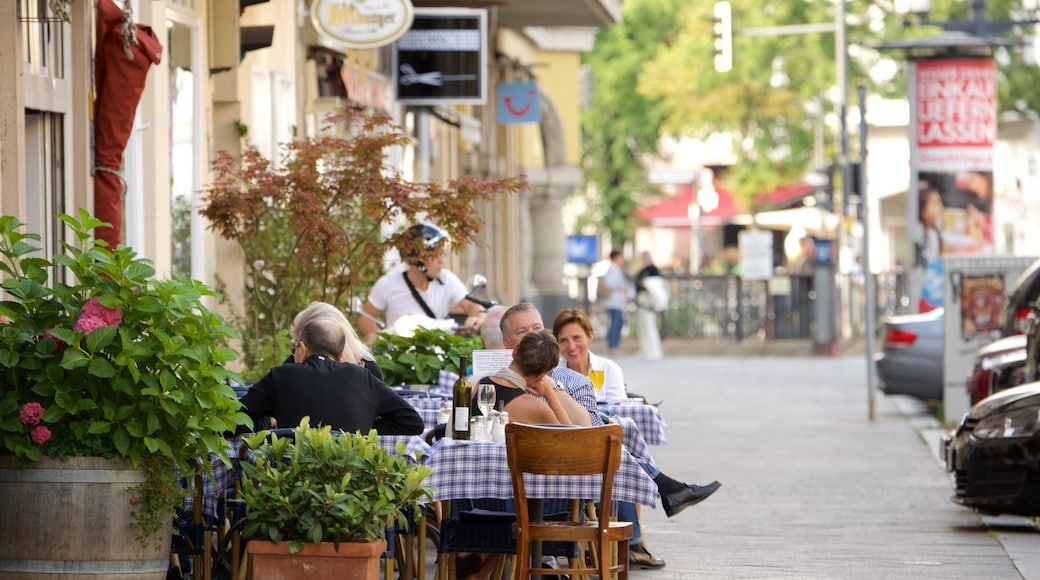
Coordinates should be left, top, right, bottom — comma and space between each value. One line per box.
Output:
470, 328, 575, 426
238, 317, 423, 436
357, 223, 487, 345
287, 301, 383, 379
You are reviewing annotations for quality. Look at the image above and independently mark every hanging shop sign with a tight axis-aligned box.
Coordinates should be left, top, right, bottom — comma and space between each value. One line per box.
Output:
497, 82, 541, 125
311, 0, 415, 49
394, 8, 487, 105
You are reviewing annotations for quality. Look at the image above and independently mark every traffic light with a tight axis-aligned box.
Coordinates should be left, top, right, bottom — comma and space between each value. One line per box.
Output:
712, 2, 733, 73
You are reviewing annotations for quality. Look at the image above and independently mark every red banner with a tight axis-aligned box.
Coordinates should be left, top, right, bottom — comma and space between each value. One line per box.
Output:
915, 59, 996, 171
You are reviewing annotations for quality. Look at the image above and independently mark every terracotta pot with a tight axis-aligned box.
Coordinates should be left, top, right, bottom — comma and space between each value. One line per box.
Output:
246, 538, 387, 580
0, 455, 171, 579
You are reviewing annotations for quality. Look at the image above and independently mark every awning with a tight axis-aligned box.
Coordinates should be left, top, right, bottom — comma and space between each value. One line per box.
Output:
637, 184, 742, 229
730, 206, 842, 238
753, 182, 815, 210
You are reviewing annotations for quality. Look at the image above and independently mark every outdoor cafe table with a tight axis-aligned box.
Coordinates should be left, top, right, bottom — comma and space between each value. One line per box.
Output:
598, 401, 669, 446
423, 438, 658, 508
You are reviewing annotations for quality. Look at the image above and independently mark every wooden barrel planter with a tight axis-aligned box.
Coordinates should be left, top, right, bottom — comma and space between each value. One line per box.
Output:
0, 456, 171, 579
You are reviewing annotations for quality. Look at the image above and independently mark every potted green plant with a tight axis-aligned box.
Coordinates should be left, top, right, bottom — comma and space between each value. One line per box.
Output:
372, 327, 481, 387
0, 211, 249, 577
240, 418, 433, 579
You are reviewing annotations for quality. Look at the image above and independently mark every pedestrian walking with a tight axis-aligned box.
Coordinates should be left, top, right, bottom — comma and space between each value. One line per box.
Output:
598, 248, 631, 358
635, 250, 666, 360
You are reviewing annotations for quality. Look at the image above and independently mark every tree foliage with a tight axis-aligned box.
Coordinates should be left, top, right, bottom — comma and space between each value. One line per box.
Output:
580, 0, 689, 246
583, 0, 1040, 227
201, 108, 526, 376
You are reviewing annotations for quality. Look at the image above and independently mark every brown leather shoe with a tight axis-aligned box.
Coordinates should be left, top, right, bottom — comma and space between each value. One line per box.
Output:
629, 545, 666, 569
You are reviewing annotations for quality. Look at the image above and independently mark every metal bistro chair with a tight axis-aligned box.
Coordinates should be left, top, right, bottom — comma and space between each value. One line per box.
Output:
504, 423, 633, 580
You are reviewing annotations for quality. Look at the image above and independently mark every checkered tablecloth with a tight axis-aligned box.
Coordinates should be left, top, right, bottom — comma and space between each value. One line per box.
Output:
423, 438, 657, 508
407, 397, 444, 428
598, 402, 669, 446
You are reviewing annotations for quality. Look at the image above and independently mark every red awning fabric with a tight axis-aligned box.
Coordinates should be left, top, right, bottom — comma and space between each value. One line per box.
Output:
93, 0, 163, 248
637, 184, 742, 229
753, 182, 814, 210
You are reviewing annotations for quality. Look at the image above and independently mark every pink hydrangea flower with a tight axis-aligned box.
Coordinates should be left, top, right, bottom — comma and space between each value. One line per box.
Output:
73, 296, 123, 335
30, 425, 51, 444
19, 402, 45, 426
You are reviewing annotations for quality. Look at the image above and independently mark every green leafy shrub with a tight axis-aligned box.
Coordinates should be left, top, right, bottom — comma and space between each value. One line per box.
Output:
240, 418, 433, 553
371, 327, 481, 386
0, 211, 250, 540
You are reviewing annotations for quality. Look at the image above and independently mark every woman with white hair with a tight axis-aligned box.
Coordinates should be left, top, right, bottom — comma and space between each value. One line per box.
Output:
289, 301, 383, 380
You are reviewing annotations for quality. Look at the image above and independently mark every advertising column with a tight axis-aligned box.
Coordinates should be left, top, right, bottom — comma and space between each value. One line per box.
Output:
911, 58, 996, 313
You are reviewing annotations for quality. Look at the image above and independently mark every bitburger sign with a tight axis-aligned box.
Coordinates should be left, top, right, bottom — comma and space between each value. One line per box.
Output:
311, 0, 415, 49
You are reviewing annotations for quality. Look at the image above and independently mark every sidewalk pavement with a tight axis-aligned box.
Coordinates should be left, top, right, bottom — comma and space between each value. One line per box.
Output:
613, 354, 1040, 579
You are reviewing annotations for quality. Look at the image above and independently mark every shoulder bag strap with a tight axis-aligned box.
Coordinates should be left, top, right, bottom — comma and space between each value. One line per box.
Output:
402, 272, 438, 319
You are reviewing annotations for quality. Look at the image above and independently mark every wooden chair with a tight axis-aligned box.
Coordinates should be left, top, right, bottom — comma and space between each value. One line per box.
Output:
504, 423, 633, 580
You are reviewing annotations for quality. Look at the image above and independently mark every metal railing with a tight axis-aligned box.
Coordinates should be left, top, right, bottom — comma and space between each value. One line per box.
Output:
578, 271, 909, 343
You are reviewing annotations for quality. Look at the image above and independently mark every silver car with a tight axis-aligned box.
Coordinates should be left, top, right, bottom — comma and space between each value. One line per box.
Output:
875, 307, 944, 400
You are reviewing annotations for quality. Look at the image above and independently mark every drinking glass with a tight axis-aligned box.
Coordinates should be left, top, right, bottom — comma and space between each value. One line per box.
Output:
588, 369, 605, 392
476, 383, 497, 417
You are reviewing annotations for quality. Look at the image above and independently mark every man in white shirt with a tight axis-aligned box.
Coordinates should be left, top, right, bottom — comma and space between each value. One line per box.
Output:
358, 223, 486, 345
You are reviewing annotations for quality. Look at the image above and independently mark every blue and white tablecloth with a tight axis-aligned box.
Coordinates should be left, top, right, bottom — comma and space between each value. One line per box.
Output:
423, 438, 657, 508
598, 402, 669, 446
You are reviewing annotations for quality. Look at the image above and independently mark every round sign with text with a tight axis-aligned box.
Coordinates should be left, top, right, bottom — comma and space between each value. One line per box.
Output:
311, 0, 415, 49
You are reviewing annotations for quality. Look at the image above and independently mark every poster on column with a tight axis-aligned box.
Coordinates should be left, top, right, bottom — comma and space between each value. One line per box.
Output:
914, 58, 996, 313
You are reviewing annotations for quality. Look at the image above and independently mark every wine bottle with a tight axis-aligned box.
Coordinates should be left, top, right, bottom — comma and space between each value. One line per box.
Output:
452, 356, 472, 440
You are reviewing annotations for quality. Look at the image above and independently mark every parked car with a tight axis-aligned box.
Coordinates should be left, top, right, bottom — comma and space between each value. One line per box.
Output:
1001, 258, 1040, 336
943, 381, 1040, 516
964, 259, 1040, 404
875, 308, 944, 400
966, 334, 1028, 406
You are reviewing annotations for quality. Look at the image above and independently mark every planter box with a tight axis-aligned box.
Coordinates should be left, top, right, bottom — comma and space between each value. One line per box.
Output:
246, 539, 387, 580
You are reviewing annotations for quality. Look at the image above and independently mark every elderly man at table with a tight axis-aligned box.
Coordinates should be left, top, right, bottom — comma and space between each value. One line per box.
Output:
490, 303, 720, 569
239, 318, 424, 435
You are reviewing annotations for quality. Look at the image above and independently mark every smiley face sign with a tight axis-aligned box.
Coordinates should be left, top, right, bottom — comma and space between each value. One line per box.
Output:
497, 82, 541, 125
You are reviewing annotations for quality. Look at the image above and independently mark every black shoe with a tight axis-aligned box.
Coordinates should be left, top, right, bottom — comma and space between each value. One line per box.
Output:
661, 480, 721, 517
629, 545, 666, 570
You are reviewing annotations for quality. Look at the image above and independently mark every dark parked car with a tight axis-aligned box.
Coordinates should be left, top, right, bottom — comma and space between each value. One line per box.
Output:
943, 381, 1040, 516
1001, 258, 1040, 336
966, 334, 1027, 406
875, 308, 944, 400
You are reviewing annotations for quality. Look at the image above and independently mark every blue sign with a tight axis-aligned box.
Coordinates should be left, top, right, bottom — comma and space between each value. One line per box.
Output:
814, 240, 833, 265
566, 235, 598, 264
497, 82, 541, 124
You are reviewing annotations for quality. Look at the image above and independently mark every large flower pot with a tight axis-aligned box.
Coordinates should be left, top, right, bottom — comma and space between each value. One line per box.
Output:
0, 455, 172, 579
246, 539, 387, 580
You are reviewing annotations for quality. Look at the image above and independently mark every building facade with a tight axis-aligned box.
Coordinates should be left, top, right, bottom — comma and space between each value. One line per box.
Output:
1, 0, 619, 336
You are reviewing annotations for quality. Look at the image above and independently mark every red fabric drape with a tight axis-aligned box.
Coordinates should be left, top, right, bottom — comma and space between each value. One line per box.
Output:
93, 0, 163, 248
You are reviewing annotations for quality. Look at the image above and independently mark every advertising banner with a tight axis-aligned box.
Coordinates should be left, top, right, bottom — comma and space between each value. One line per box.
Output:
911, 58, 996, 312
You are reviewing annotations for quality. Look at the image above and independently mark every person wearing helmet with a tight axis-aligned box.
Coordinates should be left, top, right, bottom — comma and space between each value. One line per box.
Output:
357, 223, 487, 345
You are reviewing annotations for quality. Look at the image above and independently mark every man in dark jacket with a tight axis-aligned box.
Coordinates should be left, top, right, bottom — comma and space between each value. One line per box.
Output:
240, 318, 423, 435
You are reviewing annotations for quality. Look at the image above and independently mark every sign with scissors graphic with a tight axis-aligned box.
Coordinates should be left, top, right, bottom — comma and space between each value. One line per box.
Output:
497, 82, 540, 124
393, 8, 487, 104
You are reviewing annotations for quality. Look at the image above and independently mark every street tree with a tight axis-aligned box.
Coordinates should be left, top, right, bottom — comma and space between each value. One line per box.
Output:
580, 0, 689, 246
201, 108, 525, 378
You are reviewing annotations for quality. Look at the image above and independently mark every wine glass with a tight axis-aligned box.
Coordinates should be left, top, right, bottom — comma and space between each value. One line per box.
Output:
476, 383, 497, 417
588, 369, 605, 393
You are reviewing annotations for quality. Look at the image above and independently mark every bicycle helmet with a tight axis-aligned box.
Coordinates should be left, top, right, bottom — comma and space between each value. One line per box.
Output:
401, 223, 450, 257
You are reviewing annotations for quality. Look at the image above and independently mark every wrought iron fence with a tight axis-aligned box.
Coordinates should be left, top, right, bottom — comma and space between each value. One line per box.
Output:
579, 271, 909, 343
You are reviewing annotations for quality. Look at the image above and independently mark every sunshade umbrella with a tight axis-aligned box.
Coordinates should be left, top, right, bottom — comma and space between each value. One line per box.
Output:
93, 0, 163, 248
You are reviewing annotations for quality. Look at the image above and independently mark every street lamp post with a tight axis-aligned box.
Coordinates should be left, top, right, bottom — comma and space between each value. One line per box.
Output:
896, 0, 1040, 36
